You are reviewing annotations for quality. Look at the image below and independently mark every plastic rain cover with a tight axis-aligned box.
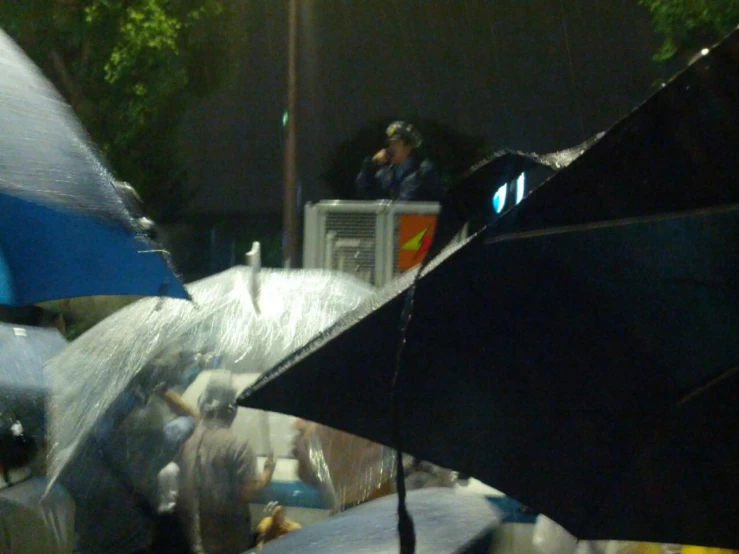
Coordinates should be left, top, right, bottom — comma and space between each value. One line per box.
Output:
45, 266, 373, 487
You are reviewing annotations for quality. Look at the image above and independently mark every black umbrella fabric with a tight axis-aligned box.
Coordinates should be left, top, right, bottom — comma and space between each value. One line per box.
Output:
0, 29, 188, 305
239, 29, 739, 548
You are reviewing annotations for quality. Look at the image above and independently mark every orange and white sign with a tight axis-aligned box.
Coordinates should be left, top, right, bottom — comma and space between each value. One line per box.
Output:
397, 214, 437, 271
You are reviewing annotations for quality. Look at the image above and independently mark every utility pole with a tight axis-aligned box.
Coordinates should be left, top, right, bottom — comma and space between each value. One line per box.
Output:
282, 0, 298, 268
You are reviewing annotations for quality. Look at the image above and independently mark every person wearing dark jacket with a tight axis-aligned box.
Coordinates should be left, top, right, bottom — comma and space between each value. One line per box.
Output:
0, 414, 75, 554
356, 121, 444, 202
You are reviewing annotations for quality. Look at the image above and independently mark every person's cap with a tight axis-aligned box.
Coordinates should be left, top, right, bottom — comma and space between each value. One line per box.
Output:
386, 121, 423, 149
199, 369, 236, 413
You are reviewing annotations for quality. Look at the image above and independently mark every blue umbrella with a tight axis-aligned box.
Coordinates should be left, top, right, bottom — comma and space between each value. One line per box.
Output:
0, 29, 189, 306
0, 322, 67, 438
249, 488, 500, 554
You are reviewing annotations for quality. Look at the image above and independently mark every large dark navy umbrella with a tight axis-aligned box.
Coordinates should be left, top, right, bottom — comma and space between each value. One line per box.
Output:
0, 323, 67, 438
240, 29, 739, 548
0, 29, 188, 306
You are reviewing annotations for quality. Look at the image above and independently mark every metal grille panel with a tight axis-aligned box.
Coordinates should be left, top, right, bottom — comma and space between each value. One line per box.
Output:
392, 214, 404, 276
304, 201, 461, 288
324, 212, 378, 285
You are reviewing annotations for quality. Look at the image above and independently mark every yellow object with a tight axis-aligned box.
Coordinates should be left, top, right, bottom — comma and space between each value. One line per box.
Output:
256, 504, 302, 549
681, 546, 739, 554
622, 544, 739, 554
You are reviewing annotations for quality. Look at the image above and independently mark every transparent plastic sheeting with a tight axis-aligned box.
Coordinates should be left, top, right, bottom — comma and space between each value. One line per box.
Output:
292, 419, 457, 513
45, 266, 373, 480
0, 29, 136, 230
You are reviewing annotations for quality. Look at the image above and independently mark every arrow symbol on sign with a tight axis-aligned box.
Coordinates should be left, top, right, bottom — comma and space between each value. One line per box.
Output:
401, 227, 433, 259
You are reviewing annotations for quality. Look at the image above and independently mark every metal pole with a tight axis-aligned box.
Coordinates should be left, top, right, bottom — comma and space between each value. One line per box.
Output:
282, 0, 298, 267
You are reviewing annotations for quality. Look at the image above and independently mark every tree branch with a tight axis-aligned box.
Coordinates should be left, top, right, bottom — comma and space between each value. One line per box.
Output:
49, 49, 84, 110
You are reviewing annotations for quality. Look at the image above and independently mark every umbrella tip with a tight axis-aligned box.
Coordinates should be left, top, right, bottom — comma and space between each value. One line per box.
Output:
246, 241, 261, 267
246, 242, 261, 312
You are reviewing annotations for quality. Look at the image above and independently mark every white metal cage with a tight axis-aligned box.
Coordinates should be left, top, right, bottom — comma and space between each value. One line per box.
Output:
303, 200, 465, 287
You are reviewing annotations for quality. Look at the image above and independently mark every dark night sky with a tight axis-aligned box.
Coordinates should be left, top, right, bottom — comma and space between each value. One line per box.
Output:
179, 0, 662, 215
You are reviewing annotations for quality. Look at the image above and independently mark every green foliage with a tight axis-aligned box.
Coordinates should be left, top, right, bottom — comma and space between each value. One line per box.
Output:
639, 0, 739, 61
0, 0, 237, 220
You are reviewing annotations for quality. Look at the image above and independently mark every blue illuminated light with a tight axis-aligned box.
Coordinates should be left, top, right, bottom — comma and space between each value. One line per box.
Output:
492, 183, 507, 214
516, 173, 526, 205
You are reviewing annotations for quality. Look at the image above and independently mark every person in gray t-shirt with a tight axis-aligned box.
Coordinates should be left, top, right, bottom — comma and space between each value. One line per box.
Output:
177, 371, 275, 554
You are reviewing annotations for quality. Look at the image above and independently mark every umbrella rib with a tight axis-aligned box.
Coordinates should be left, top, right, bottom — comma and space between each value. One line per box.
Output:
677, 363, 739, 407
483, 203, 739, 246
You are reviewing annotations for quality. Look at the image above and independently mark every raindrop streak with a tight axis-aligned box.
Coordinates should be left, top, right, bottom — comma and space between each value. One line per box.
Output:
489, 14, 513, 143
559, 0, 587, 139
265, 1, 284, 147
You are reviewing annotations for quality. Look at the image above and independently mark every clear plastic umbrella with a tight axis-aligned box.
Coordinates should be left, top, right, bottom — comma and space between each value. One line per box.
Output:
45, 265, 373, 484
